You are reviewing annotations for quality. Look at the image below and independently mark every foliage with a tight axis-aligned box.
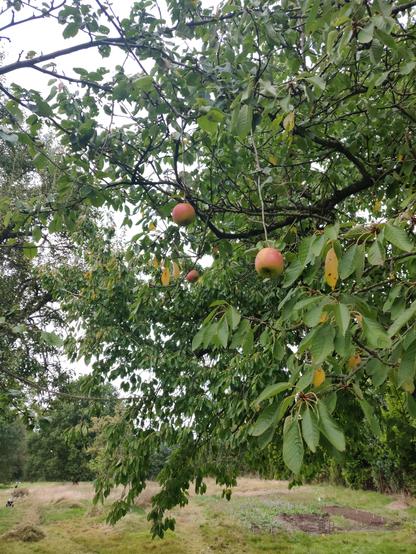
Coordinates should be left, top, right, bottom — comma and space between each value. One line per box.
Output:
338, 391, 416, 494
0, 137, 70, 415
0, 0, 416, 537
88, 410, 172, 481
25, 377, 117, 482
0, 412, 26, 483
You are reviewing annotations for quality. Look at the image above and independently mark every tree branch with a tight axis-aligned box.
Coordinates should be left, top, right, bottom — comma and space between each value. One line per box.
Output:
294, 127, 371, 179
392, 1, 416, 16
0, 37, 131, 76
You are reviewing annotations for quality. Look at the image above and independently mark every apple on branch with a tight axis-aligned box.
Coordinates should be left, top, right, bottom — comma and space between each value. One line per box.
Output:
172, 203, 196, 226
255, 247, 284, 278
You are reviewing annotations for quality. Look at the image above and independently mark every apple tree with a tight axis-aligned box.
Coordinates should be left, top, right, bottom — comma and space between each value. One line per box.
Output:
1, 0, 416, 536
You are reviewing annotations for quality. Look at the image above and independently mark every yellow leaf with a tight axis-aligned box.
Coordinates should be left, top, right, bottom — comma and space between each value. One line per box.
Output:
161, 265, 170, 287
283, 111, 295, 132
148, 222, 156, 231
347, 354, 361, 370
172, 261, 181, 279
402, 380, 415, 394
319, 311, 329, 323
324, 247, 338, 290
268, 155, 278, 166
313, 368, 325, 387
354, 313, 363, 327
373, 200, 382, 214
152, 257, 159, 270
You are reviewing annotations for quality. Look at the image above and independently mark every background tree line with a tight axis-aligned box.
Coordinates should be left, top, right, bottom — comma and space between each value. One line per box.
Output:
1, 374, 415, 495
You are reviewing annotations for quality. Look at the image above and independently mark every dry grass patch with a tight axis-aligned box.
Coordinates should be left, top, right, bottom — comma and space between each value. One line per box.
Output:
1, 524, 45, 543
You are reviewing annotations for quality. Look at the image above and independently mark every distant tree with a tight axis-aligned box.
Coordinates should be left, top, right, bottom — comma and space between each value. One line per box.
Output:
0, 411, 26, 483
25, 376, 117, 482
88, 409, 171, 482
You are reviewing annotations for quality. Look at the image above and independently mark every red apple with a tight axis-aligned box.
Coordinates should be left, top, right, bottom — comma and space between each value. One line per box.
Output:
255, 247, 284, 278
171, 202, 196, 226
185, 269, 199, 283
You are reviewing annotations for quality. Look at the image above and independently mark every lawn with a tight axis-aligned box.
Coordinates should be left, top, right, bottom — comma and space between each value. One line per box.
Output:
0, 478, 415, 553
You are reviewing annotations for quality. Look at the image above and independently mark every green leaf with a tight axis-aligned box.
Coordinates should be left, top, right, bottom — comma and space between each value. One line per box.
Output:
357, 23, 374, 44
310, 324, 335, 365
399, 61, 416, 76
226, 306, 241, 331
355, 244, 365, 281
242, 324, 254, 355
235, 104, 252, 139
133, 75, 153, 92
383, 285, 402, 313
250, 401, 279, 437
32, 226, 42, 242
406, 394, 416, 418
317, 401, 345, 451
362, 317, 391, 349
339, 244, 357, 280
230, 319, 250, 349
22, 243, 37, 259
203, 321, 218, 348
283, 260, 304, 288
324, 222, 340, 241
384, 223, 414, 253
276, 395, 295, 425
367, 239, 385, 266
257, 426, 275, 449
358, 399, 381, 437
63, 22, 80, 39
217, 316, 229, 348
327, 30, 338, 55
388, 300, 416, 337
253, 382, 292, 406
307, 75, 326, 91
398, 342, 416, 387
296, 370, 314, 391
304, 299, 331, 327
41, 331, 63, 347
334, 303, 350, 336
197, 115, 218, 135
365, 358, 389, 387
192, 326, 206, 351
301, 408, 320, 453
283, 417, 304, 474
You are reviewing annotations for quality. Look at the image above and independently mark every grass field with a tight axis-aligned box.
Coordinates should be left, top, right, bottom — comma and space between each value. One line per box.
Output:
1, 478, 415, 553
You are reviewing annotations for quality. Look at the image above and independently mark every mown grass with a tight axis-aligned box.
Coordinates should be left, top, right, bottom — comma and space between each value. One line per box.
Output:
0, 479, 415, 553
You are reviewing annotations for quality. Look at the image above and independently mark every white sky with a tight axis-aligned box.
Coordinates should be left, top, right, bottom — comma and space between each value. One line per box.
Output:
3, 1, 144, 89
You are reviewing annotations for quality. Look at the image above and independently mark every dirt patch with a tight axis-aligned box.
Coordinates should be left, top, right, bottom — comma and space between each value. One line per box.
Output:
386, 500, 411, 511
324, 506, 389, 528
2, 524, 45, 542
280, 513, 332, 534
278, 506, 398, 535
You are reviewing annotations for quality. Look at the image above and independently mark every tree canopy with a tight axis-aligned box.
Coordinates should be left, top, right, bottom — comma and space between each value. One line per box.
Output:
1, 0, 416, 537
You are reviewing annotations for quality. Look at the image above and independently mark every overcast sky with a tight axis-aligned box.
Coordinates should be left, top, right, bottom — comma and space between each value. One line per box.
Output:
2, 0, 218, 90
2, 1, 151, 91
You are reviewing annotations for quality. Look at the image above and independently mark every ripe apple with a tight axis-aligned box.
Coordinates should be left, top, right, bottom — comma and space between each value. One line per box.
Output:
171, 202, 196, 226
185, 269, 199, 283
255, 247, 284, 278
